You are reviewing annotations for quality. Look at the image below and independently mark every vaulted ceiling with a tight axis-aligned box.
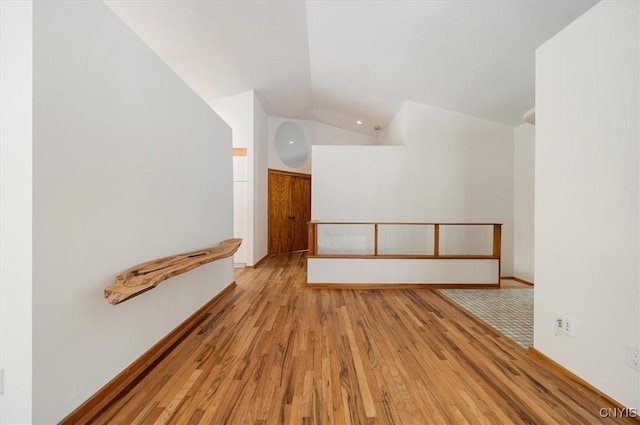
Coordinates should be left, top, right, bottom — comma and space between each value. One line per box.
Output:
105, 0, 597, 135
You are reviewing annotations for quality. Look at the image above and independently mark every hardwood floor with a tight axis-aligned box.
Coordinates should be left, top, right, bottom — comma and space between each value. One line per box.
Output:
91, 253, 634, 424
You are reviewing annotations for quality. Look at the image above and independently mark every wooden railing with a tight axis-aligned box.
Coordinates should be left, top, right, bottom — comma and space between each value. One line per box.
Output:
307, 221, 502, 259
307, 222, 502, 287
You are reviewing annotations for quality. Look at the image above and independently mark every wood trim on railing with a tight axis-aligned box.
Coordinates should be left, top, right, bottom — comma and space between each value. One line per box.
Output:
105, 239, 241, 305
307, 222, 502, 260
61, 282, 237, 425
307, 254, 499, 260
493, 225, 502, 258
374, 224, 379, 255
308, 222, 317, 256
307, 221, 501, 226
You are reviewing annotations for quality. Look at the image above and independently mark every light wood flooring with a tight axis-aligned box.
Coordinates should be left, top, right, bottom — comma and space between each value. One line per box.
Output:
91, 252, 634, 424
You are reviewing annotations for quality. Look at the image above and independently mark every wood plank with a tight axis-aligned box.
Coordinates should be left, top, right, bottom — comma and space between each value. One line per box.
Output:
308, 222, 317, 256
85, 252, 638, 425
374, 224, 379, 256
493, 224, 502, 258
104, 239, 241, 305
340, 306, 377, 418
528, 347, 627, 410
61, 281, 237, 425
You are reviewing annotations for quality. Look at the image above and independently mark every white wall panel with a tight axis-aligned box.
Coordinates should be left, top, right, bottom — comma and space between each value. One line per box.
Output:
308, 258, 498, 284
535, 0, 639, 409
312, 101, 514, 274
0, 2, 33, 423
32, 2, 233, 422
513, 123, 535, 282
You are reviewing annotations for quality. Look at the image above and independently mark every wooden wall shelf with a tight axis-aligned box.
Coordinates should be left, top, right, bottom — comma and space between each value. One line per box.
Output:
105, 238, 241, 305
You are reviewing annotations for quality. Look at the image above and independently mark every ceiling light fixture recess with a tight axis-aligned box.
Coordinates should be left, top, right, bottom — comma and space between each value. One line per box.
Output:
356, 120, 363, 125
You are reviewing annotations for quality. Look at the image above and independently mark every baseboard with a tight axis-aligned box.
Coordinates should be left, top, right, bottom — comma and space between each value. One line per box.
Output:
528, 347, 635, 417
502, 275, 534, 286
60, 281, 237, 425
307, 283, 500, 290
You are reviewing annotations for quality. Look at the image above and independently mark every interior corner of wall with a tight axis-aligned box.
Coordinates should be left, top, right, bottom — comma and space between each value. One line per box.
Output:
379, 102, 409, 146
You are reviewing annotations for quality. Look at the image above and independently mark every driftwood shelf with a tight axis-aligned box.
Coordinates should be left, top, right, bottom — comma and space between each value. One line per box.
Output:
105, 238, 242, 305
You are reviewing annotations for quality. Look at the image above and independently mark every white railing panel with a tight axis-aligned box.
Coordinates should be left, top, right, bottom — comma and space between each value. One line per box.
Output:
438, 225, 493, 256
377, 224, 434, 255
317, 224, 374, 255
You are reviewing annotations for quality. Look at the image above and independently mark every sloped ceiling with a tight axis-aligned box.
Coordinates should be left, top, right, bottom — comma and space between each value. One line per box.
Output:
105, 0, 597, 135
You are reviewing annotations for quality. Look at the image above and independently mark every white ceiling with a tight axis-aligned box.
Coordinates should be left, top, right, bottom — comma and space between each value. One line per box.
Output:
105, 0, 597, 135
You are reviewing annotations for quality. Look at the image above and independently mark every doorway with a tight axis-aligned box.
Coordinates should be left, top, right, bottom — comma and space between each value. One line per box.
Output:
268, 169, 311, 254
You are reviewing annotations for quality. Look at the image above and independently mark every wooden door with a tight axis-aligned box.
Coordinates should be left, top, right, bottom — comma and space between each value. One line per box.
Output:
268, 172, 291, 254
290, 176, 311, 251
268, 169, 311, 254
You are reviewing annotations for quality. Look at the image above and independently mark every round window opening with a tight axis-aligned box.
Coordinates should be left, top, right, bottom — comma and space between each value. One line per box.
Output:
274, 121, 310, 168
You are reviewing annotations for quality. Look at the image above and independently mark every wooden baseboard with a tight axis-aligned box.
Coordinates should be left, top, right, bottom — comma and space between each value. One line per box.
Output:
528, 347, 634, 416
60, 281, 237, 425
502, 276, 534, 286
307, 283, 500, 290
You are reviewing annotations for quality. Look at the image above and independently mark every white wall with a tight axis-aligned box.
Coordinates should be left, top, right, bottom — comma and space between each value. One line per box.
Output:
32, 2, 234, 423
308, 258, 499, 284
209, 91, 269, 266
0, 2, 33, 424
312, 101, 515, 275
379, 104, 407, 145
210, 92, 255, 265
268, 117, 379, 174
253, 96, 269, 263
232, 156, 249, 265
315, 122, 380, 147
513, 123, 535, 282
535, 0, 639, 409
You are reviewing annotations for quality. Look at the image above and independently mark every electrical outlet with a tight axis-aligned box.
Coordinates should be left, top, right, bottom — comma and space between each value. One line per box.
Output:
553, 317, 562, 335
628, 345, 640, 371
553, 314, 575, 338
561, 314, 574, 338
